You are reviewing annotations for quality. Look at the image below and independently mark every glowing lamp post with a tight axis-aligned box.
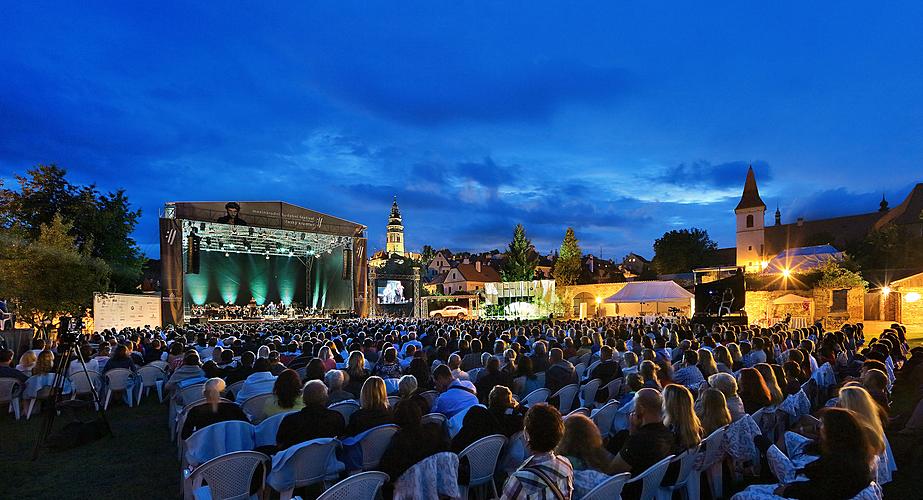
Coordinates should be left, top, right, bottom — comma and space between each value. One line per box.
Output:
595, 296, 602, 317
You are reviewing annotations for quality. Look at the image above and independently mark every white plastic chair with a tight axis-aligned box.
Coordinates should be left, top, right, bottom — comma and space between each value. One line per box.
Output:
458, 434, 507, 499
137, 365, 166, 402
521, 387, 550, 406
358, 424, 400, 470
551, 383, 579, 414
605, 377, 624, 401
68, 371, 102, 409
591, 400, 621, 438
580, 378, 602, 408
103, 368, 135, 409
656, 449, 698, 500
254, 410, 296, 448
468, 367, 484, 383
240, 393, 275, 423
24, 377, 57, 419
421, 412, 447, 427
183, 450, 269, 500
148, 360, 169, 372
273, 439, 341, 500
586, 360, 601, 378
179, 383, 206, 406
0, 378, 22, 420
329, 400, 360, 423
183, 420, 257, 469
387, 395, 401, 408
624, 454, 675, 500
224, 380, 245, 399
573, 362, 587, 380
317, 471, 389, 500
418, 390, 439, 407
581, 472, 631, 500
695, 425, 728, 500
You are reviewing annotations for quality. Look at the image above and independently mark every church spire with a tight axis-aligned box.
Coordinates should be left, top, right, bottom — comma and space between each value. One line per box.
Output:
735, 164, 766, 211
775, 203, 781, 225
879, 193, 889, 212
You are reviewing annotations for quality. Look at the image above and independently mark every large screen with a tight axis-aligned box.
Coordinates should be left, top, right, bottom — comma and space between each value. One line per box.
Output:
377, 280, 412, 305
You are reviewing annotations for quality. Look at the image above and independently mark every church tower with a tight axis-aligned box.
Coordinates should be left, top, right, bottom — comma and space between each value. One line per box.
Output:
386, 196, 405, 256
735, 165, 767, 273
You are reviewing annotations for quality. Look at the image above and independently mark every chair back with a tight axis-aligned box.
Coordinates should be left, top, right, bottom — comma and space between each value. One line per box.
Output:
850, 482, 883, 500
605, 377, 623, 400
552, 383, 579, 414
137, 365, 165, 388
359, 424, 400, 470
580, 378, 601, 407
625, 454, 675, 499
179, 383, 206, 406
317, 471, 389, 500
666, 449, 698, 490
387, 395, 401, 408
421, 412, 447, 427
329, 400, 360, 422
289, 439, 341, 489
581, 472, 631, 500
500, 431, 527, 474
467, 367, 484, 383
68, 371, 101, 395
573, 363, 587, 380
458, 434, 506, 486
393, 452, 460, 500
0, 377, 22, 403
586, 360, 601, 376
147, 360, 169, 371
254, 410, 296, 448
697, 425, 728, 470
566, 407, 590, 419
224, 380, 245, 399
591, 400, 620, 438
184, 420, 257, 467
521, 387, 550, 406
105, 368, 133, 391
184, 450, 268, 500
241, 393, 275, 423
418, 390, 439, 407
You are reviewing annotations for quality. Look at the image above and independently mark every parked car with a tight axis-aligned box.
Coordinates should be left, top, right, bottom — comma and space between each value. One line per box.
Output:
429, 305, 468, 318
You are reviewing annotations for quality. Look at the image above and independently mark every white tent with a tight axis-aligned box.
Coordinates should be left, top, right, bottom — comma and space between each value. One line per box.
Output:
772, 293, 812, 305
604, 281, 693, 303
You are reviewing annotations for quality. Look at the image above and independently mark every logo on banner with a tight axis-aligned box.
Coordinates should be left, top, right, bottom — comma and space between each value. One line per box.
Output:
165, 226, 177, 245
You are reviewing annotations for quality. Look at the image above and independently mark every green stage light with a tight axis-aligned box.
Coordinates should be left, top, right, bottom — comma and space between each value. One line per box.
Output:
248, 254, 268, 305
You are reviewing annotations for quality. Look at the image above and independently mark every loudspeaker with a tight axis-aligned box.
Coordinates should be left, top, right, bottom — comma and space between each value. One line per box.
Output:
186, 233, 201, 274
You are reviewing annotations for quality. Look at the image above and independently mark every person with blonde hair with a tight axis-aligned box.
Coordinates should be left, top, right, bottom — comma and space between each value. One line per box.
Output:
639, 360, 661, 390
705, 372, 746, 421
663, 384, 703, 450
32, 350, 55, 376
697, 349, 719, 378
755, 363, 784, 406
838, 386, 886, 456
181, 377, 248, 438
16, 350, 37, 376
556, 414, 615, 473
696, 388, 732, 435
346, 375, 393, 436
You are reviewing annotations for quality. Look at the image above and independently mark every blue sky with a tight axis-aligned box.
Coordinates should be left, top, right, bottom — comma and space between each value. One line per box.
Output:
2, 2, 922, 260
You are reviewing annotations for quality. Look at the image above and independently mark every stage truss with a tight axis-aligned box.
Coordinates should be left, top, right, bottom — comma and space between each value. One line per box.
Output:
182, 220, 350, 259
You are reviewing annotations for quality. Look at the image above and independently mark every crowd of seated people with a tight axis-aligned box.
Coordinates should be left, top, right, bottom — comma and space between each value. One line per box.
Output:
2, 316, 919, 499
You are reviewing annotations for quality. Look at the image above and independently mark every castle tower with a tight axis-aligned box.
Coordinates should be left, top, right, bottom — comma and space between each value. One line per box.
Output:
386, 196, 405, 256
735, 165, 767, 273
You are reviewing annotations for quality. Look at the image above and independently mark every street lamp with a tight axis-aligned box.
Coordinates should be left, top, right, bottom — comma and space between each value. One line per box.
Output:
882, 286, 891, 296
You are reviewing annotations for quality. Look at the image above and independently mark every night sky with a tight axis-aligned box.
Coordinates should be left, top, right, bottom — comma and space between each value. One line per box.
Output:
2, 2, 922, 259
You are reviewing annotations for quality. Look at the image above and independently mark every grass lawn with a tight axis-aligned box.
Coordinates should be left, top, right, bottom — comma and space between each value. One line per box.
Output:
2, 395, 179, 500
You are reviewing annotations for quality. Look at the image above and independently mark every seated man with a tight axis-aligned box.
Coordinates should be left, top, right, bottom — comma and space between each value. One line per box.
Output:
609, 388, 674, 495
672, 349, 705, 388
589, 345, 623, 403
545, 348, 576, 395
0, 349, 27, 382
431, 364, 478, 418
501, 403, 573, 499
235, 358, 277, 402
276, 380, 345, 451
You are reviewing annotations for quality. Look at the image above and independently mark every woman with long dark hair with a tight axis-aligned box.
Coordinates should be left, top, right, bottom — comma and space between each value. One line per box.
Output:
264, 369, 305, 417
737, 368, 772, 414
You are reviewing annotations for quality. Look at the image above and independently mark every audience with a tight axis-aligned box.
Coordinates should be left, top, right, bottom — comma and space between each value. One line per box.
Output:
276, 380, 345, 450
501, 403, 573, 500
263, 369, 305, 417
345, 376, 393, 436
181, 378, 249, 439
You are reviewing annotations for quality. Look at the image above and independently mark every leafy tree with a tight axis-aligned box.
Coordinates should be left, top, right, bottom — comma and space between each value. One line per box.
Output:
552, 227, 582, 287
0, 214, 110, 339
0, 165, 144, 292
652, 228, 718, 275
419, 245, 436, 264
809, 260, 868, 290
846, 223, 923, 271
502, 224, 538, 281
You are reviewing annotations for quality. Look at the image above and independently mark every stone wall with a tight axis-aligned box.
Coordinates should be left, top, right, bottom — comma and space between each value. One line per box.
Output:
561, 283, 629, 318
900, 287, 923, 325
744, 286, 865, 328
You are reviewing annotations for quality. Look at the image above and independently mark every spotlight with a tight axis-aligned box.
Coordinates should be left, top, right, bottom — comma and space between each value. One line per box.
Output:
882, 286, 891, 296
781, 268, 791, 279
225, 252, 229, 257
265, 253, 270, 260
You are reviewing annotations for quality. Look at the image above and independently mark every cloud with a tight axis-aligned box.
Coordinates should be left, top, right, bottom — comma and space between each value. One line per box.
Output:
654, 160, 772, 190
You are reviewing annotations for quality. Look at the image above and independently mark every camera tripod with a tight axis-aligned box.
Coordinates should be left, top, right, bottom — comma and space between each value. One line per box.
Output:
31, 340, 113, 460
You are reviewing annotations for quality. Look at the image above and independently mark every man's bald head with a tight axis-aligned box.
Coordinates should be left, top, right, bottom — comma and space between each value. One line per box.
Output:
634, 388, 664, 422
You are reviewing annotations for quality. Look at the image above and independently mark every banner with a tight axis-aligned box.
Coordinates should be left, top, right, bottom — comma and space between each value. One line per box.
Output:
160, 218, 184, 326
93, 293, 161, 332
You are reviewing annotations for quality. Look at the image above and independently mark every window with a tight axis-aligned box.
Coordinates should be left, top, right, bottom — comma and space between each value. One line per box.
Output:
746, 214, 754, 228
748, 246, 752, 251
831, 289, 848, 312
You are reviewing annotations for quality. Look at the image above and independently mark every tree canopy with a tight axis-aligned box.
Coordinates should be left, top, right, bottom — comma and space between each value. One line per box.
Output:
552, 227, 582, 287
0, 165, 144, 292
652, 228, 718, 275
0, 214, 110, 337
846, 223, 923, 272
501, 224, 538, 281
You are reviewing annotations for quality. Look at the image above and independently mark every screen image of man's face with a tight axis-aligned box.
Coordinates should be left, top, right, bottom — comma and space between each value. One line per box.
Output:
227, 207, 238, 218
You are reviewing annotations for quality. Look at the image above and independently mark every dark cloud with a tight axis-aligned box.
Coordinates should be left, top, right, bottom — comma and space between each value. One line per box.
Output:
654, 160, 772, 190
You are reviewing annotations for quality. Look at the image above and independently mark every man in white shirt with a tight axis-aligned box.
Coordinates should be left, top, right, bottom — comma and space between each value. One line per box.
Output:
235, 358, 277, 402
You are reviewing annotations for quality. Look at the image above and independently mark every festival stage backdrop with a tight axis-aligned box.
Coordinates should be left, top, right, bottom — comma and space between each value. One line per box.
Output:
182, 247, 353, 310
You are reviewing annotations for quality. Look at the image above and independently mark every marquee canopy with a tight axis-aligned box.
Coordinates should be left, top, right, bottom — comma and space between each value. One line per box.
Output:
604, 281, 693, 303
772, 293, 813, 305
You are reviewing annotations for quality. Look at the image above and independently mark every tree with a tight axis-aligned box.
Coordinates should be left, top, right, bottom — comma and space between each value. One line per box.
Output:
552, 227, 582, 287
502, 224, 538, 281
809, 260, 868, 290
0, 165, 144, 292
0, 214, 110, 338
846, 223, 923, 272
419, 245, 436, 265
652, 228, 718, 275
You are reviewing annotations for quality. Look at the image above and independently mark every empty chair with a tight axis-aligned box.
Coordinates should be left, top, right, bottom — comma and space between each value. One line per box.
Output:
103, 368, 135, 409
624, 454, 675, 500
521, 388, 550, 407
458, 434, 507, 499
0, 378, 23, 420
317, 471, 389, 500
240, 393, 275, 423
268, 438, 342, 500
581, 472, 631, 500
580, 378, 602, 408
420, 412, 447, 427
358, 424, 400, 470
136, 365, 166, 402
68, 371, 102, 407
183, 450, 269, 500
656, 449, 698, 500
551, 384, 579, 414
694, 425, 728, 500
223, 380, 245, 400
329, 400, 360, 423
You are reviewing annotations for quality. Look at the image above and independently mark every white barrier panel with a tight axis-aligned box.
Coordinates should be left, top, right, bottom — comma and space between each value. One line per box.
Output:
93, 293, 161, 332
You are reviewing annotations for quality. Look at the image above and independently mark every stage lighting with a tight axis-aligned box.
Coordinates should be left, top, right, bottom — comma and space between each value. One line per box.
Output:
265, 253, 270, 260
225, 252, 229, 257
882, 286, 891, 295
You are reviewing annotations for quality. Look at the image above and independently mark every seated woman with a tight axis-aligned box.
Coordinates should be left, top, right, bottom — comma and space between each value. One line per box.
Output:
377, 399, 450, 488
696, 388, 731, 436
838, 386, 890, 482
663, 384, 703, 452
181, 378, 249, 439
16, 350, 37, 376
263, 369, 305, 417
738, 368, 772, 414
487, 385, 525, 437
343, 351, 370, 397
345, 376, 393, 437
639, 360, 662, 391
755, 363, 785, 406
514, 356, 543, 398
450, 404, 501, 453
398, 374, 430, 415
372, 347, 402, 379
555, 413, 615, 473
32, 350, 55, 376
103, 345, 135, 373
703, 372, 746, 421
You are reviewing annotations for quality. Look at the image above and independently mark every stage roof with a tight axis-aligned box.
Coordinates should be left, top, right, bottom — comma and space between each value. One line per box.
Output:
166, 201, 366, 237
604, 281, 693, 303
